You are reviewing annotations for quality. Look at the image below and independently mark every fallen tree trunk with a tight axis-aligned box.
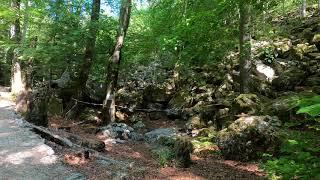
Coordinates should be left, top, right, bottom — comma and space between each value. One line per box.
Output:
26, 121, 129, 167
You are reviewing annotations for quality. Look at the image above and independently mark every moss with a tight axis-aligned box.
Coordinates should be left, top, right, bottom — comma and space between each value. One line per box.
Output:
173, 138, 194, 168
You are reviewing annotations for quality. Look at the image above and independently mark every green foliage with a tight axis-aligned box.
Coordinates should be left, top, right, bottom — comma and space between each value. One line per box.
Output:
297, 96, 320, 117
151, 147, 175, 167
260, 46, 277, 64
262, 130, 320, 179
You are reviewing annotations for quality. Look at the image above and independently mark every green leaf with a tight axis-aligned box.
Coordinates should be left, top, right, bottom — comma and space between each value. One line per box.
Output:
297, 104, 320, 117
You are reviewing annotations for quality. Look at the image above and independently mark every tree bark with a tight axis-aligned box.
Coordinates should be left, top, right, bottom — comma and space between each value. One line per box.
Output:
239, 2, 252, 94
10, 0, 25, 95
65, 0, 100, 118
102, 0, 132, 123
301, 0, 307, 17
76, 0, 100, 95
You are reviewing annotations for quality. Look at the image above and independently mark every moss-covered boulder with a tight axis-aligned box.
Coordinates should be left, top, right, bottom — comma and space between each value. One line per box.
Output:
263, 92, 317, 121
143, 85, 170, 104
173, 138, 194, 168
79, 108, 101, 122
234, 94, 261, 115
312, 33, 320, 51
216, 116, 281, 161
186, 115, 206, 130
168, 90, 193, 109
272, 68, 306, 91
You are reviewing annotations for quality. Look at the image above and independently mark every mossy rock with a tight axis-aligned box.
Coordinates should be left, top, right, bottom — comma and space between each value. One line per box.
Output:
186, 115, 206, 130
173, 138, 194, 168
272, 69, 306, 91
143, 85, 170, 104
168, 90, 193, 109
234, 94, 261, 115
216, 116, 281, 161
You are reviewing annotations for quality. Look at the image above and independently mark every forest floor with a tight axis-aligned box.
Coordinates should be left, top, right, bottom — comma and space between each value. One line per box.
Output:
49, 116, 267, 179
0, 90, 84, 179
0, 87, 266, 179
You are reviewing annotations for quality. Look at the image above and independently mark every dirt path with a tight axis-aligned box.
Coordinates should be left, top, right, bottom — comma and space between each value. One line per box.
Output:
0, 91, 84, 180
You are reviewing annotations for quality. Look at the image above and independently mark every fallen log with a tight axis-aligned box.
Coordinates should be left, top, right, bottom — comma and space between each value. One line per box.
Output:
26, 121, 130, 167
28, 122, 73, 147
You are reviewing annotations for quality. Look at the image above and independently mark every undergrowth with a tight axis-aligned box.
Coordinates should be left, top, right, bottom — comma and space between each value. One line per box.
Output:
262, 129, 320, 179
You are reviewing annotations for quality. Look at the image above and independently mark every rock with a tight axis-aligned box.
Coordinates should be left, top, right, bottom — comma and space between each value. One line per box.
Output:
254, 61, 276, 82
300, 28, 313, 42
234, 94, 261, 115
216, 116, 281, 161
306, 52, 320, 60
274, 39, 292, 58
312, 33, 320, 51
66, 172, 86, 180
143, 85, 170, 104
131, 132, 144, 141
272, 69, 306, 91
101, 123, 134, 140
133, 121, 145, 129
186, 115, 206, 130
145, 128, 176, 144
149, 112, 166, 120
79, 108, 101, 122
305, 74, 320, 86
168, 90, 193, 109
173, 138, 193, 168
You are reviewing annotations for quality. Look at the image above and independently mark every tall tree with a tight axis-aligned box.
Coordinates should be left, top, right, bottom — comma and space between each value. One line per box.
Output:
76, 0, 100, 95
64, 0, 100, 118
239, 0, 252, 93
102, 0, 132, 123
10, 0, 24, 94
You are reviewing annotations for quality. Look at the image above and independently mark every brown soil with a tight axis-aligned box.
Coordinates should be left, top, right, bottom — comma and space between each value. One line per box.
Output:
48, 116, 267, 179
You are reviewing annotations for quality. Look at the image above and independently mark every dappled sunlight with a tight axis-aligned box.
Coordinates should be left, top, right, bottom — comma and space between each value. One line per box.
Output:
1, 144, 57, 165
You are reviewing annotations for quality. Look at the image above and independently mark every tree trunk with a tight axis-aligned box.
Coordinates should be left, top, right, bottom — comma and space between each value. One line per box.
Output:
102, 0, 132, 123
10, 0, 25, 95
76, 0, 100, 96
239, 2, 251, 94
65, 0, 100, 118
301, 0, 307, 17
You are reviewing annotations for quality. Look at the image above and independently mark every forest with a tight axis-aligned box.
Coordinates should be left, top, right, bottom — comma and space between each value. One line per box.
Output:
0, 0, 320, 179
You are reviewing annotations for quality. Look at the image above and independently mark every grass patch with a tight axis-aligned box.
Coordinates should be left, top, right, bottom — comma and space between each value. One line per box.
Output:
151, 147, 174, 167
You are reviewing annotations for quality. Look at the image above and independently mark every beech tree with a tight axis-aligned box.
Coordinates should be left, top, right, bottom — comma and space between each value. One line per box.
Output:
102, 0, 132, 123
239, 0, 252, 93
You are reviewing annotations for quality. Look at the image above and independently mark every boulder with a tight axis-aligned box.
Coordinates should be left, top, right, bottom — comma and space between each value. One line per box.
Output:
306, 52, 320, 60
216, 116, 281, 161
312, 33, 320, 51
100, 123, 134, 140
168, 90, 193, 109
79, 108, 101, 122
133, 121, 145, 130
264, 92, 316, 121
272, 69, 306, 91
186, 115, 206, 130
143, 85, 170, 104
305, 74, 320, 86
234, 94, 261, 115
145, 128, 176, 144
